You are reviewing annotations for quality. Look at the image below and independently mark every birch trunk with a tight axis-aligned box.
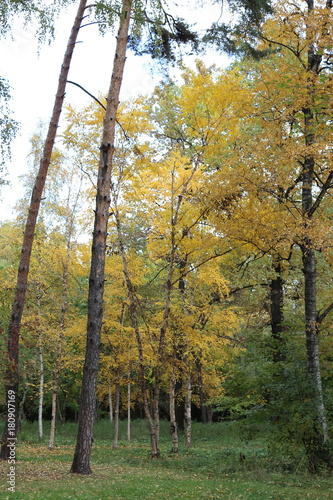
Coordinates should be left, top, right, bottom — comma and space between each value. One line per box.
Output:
0, 0, 88, 460
300, 2, 331, 469
70, 0, 132, 474
127, 381, 131, 442
38, 345, 44, 441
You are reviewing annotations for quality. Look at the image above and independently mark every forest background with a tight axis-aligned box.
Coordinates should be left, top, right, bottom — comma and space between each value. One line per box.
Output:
1, 0, 333, 484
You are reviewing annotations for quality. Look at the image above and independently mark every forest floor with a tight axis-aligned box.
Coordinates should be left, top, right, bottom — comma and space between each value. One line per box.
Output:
0, 419, 332, 499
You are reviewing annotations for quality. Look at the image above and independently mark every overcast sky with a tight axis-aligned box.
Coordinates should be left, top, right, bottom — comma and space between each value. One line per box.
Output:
0, 2, 229, 222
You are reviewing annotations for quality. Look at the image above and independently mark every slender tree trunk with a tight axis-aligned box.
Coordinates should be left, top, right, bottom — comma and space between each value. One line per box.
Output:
300, 6, 331, 467
113, 382, 120, 449
113, 199, 160, 457
70, 0, 132, 474
57, 394, 64, 424
37, 281, 44, 441
19, 381, 28, 428
184, 372, 192, 449
127, 381, 131, 442
48, 267, 67, 449
170, 365, 178, 453
196, 359, 207, 424
48, 293, 66, 448
38, 345, 44, 441
0, 0, 88, 460
49, 180, 78, 450
108, 379, 113, 422
270, 257, 285, 363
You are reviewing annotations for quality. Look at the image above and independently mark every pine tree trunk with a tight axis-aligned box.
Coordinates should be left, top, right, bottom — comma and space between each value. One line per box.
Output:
0, 0, 88, 460
70, 0, 132, 474
113, 383, 120, 449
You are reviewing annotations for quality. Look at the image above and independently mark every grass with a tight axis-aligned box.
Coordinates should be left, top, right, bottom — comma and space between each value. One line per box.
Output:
1, 419, 332, 499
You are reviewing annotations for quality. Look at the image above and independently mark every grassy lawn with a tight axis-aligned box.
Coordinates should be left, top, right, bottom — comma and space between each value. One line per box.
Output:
1, 420, 332, 499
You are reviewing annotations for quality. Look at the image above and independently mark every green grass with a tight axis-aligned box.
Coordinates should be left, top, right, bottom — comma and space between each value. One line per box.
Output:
1, 419, 332, 499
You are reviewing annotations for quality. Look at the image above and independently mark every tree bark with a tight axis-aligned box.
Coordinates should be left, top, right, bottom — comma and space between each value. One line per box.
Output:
70, 0, 132, 474
0, 0, 88, 460
300, 2, 331, 468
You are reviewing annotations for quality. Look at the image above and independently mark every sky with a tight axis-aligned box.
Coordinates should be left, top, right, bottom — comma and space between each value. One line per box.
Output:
0, 1, 229, 222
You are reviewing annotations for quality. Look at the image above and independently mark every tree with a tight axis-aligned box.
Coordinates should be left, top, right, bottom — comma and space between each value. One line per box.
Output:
237, 1, 333, 469
1, 0, 88, 460
70, 0, 132, 474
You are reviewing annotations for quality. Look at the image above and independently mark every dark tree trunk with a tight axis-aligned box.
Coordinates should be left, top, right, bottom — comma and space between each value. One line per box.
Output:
0, 0, 88, 460
270, 258, 285, 362
170, 363, 178, 453
70, 0, 132, 474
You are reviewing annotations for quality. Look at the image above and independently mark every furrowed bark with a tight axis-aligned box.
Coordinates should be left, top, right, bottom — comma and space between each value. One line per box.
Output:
70, 0, 132, 475
0, 0, 88, 460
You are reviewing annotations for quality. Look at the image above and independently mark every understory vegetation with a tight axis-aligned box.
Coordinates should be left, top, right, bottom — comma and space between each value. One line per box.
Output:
1, 419, 332, 499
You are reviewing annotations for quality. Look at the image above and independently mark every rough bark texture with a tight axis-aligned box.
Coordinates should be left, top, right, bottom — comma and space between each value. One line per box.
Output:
70, 0, 132, 474
0, 0, 88, 460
